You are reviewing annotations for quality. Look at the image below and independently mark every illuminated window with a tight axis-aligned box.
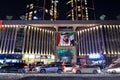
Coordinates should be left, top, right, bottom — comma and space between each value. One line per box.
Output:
86, 18, 88, 20
45, 9, 48, 13
85, 0, 87, 5
68, 14, 71, 17
34, 10, 37, 13
78, 8, 80, 11
27, 5, 29, 8
78, 14, 81, 17
78, 6, 80, 11
26, 13, 28, 16
29, 11, 33, 15
29, 17, 32, 20
78, 6, 80, 8
29, 14, 32, 19
30, 4, 33, 9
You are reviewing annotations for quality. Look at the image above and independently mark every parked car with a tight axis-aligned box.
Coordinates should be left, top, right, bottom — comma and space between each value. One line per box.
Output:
0, 63, 29, 73
73, 65, 101, 74
29, 63, 36, 71
106, 63, 120, 73
62, 64, 73, 72
34, 62, 45, 72
48, 62, 78, 73
38, 63, 63, 73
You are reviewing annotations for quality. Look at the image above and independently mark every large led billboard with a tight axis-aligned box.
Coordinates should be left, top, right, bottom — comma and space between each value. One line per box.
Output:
88, 53, 105, 65
57, 32, 74, 46
57, 49, 74, 62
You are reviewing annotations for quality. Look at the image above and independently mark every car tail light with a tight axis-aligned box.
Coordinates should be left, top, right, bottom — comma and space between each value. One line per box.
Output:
24, 65, 28, 68
62, 64, 66, 69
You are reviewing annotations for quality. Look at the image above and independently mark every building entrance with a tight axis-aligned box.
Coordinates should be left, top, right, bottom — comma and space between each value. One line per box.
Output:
56, 47, 76, 63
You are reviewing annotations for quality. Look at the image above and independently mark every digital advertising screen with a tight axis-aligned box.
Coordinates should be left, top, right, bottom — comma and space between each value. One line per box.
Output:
88, 54, 105, 65
57, 49, 74, 62
57, 32, 74, 46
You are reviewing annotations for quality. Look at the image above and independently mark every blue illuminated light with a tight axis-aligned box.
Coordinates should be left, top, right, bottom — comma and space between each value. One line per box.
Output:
89, 54, 101, 59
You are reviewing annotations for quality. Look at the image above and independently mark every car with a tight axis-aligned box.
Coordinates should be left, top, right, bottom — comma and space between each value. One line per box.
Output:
106, 63, 120, 73
29, 63, 36, 71
34, 62, 45, 72
50, 62, 78, 73
38, 63, 63, 74
0, 63, 29, 73
63, 64, 73, 72
51, 62, 63, 65
35, 62, 63, 72
73, 65, 101, 74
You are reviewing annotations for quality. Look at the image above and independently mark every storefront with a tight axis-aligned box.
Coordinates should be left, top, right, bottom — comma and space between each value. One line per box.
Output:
0, 54, 22, 63
22, 54, 55, 64
0, 20, 120, 64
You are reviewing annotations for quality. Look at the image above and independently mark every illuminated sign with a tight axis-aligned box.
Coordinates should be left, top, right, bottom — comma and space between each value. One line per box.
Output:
57, 49, 74, 61
89, 54, 101, 59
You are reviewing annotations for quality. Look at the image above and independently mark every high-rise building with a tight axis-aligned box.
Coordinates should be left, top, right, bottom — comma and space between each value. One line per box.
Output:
66, 0, 95, 20
50, 0, 59, 20
25, 0, 95, 20
25, 0, 50, 20
25, 0, 59, 20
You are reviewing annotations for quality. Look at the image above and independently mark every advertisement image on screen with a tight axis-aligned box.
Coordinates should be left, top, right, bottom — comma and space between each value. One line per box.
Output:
88, 54, 105, 65
57, 49, 74, 62
57, 32, 74, 46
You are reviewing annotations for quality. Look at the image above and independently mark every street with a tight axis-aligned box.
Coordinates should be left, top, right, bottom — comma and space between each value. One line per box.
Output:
0, 72, 120, 80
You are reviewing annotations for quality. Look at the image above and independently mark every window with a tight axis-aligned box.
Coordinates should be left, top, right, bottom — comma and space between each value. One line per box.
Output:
30, 4, 33, 9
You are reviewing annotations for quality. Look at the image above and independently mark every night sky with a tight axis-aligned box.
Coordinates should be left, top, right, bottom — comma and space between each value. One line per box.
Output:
0, 0, 120, 20
0, 0, 26, 20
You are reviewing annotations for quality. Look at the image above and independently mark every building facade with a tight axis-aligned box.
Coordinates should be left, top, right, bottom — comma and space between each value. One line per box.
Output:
0, 20, 120, 65
66, 0, 95, 20
25, 0, 59, 20
50, 0, 59, 20
25, 0, 51, 20
25, 0, 95, 20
